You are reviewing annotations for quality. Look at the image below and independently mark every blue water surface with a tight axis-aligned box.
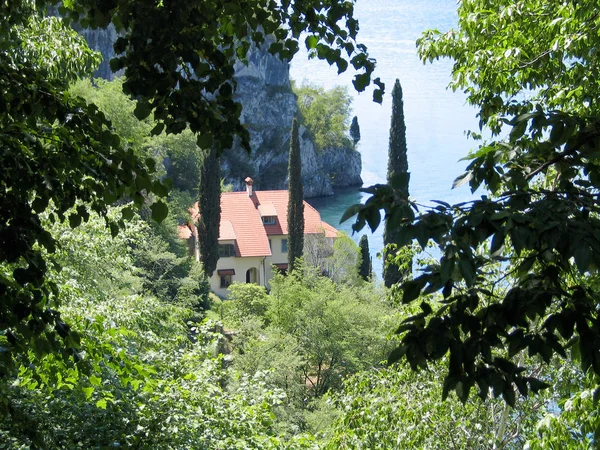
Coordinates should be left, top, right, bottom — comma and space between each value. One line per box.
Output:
292, 0, 480, 277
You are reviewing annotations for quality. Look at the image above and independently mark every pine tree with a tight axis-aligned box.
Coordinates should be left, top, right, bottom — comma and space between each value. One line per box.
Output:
383, 79, 410, 288
350, 115, 361, 146
197, 145, 221, 277
358, 234, 372, 281
287, 118, 304, 272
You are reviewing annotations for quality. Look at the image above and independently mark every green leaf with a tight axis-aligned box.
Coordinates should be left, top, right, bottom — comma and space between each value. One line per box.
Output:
373, 88, 383, 104
459, 260, 476, 286
509, 120, 527, 142
456, 380, 471, 404
150, 201, 169, 223
503, 385, 516, 407
82, 386, 94, 399
352, 73, 370, 92
365, 207, 381, 231
490, 231, 505, 256
109, 222, 119, 238
133, 101, 152, 120
150, 123, 164, 136
528, 378, 550, 393
68, 213, 82, 229
420, 301, 433, 315
574, 245, 590, 272
145, 157, 157, 173
197, 134, 213, 149
452, 172, 472, 189
402, 277, 427, 303
96, 398, 107, 409
387, 345, 408, 365
305, 35, 319, 49
152, 180, 169, 198
340, 203, 364, 224
442, 376, 457, 401
121, 206, 134, 221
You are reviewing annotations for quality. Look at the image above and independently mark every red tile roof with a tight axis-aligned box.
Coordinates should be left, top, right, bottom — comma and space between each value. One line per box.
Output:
322, 221, 338, 238
219, 220, 236, 241
186, 190, 339, 258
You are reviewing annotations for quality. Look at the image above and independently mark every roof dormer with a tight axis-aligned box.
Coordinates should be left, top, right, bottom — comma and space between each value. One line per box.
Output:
258, 202, 277, 225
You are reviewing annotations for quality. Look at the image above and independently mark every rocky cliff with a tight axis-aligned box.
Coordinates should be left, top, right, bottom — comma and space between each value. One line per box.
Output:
83, 33, 362, 197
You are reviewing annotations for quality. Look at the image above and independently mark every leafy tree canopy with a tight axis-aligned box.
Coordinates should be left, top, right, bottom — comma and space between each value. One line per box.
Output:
1, 0, 382, 386
293, 82, 353, 151
344, 0, 600, 404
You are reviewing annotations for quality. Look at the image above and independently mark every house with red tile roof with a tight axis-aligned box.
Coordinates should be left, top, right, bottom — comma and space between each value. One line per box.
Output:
178, 177, 338, 298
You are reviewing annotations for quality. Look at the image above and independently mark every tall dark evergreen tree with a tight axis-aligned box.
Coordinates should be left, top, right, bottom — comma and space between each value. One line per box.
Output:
287, 118, 304, 272
383, 79, 410, 288
350, 115, 361, 146
197, 145, 221, 277
358, 234, 372, 281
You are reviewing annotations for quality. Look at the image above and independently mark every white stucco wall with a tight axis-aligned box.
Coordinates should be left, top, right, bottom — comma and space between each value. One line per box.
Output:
210, 233, 334, 297
264, 235, 288, 287
211, 255, 266, 298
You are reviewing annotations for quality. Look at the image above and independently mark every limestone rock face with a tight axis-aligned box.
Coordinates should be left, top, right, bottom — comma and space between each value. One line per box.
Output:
223, 44, 362, 197
82, 33, 362, 197
81, 26, 120, 81
320, 146, 363, 188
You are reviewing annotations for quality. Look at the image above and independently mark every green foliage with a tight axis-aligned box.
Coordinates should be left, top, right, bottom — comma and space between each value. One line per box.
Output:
0, 205, 307, 448
173, 262, 212, 312
166, 189, 197, 225
267, 264, 391, 397
288, 118, 304, 272
70, 78, 153, 156
59, 0, 383, 151
349, 115, 360, 146
197, 145, 221, 277
357, 235, 372, 281
384, 78, 411, 288
152, 129, 202, 192
526, 374, 600, 449
226, 283, 270, 325
72, 78, 203, 193
344, 0, 600, 405
1, 0, 383, 392
293, 82, 353, 151
417, 0, 600, 132
0, 15, 170, 387
228, 263, 393, 434
325, 359, 563, 450
326, 233, 360, 285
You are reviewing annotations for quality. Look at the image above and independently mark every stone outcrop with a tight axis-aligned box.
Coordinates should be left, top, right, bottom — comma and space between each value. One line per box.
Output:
82, 33, 362, 197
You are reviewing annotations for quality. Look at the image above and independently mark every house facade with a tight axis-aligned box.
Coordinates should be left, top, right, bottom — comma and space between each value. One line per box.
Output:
178, 177, 338, 298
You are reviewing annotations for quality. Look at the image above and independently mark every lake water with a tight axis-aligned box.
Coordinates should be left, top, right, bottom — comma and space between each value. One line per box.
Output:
291, 0, 479, 277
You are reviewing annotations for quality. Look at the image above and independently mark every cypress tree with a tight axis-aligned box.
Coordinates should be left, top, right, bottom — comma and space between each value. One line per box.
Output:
287, 117, 304, 272
197, 145, 221, 277
350, 115, 361, 146
383, 79, 410, 288
358, 234, 372, 281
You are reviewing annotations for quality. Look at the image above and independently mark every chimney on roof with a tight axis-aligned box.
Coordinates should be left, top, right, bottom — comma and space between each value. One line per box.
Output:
244, 177, 254, 197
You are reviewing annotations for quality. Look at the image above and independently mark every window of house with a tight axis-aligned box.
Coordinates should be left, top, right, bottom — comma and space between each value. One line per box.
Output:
262, 216, 276, 225
274, 263, 288, 275
281, 239, 288, 253
220, 274, 232, 288
218, 243, 235, 257
269, 239, 272, 250
217, 269, 235, 288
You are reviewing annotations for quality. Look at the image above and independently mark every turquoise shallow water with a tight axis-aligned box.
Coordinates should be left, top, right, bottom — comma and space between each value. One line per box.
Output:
292, 0, 480, 278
